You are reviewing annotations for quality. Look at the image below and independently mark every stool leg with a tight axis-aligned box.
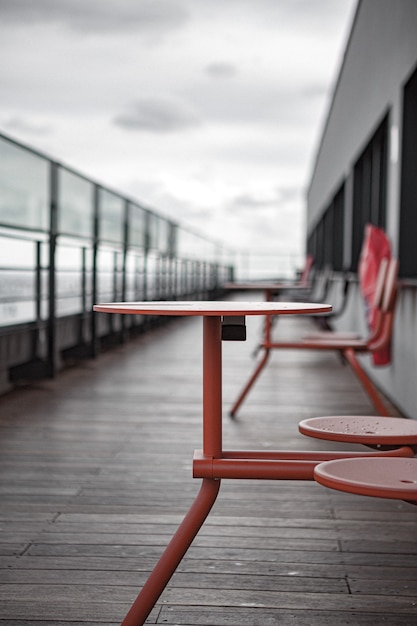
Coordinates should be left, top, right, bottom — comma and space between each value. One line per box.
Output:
343, 348, 390, 416
230, 348, 270, 417
121, 478, 221, 626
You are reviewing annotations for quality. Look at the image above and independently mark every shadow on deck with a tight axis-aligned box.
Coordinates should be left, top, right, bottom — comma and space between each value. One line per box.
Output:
0, 301, 416, 625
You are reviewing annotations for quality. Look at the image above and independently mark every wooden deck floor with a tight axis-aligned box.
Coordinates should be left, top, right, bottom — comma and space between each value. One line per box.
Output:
0, 301, 416, 625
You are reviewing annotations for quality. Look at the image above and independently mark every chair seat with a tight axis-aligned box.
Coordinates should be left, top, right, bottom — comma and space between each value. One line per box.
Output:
314, 457, 417, 500
299, 415, 417, 445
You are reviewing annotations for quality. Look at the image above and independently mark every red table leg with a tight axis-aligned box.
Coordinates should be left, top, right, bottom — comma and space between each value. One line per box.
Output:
203, 316, 223, 456
230, 288, 274, 417
229, 347, 270, 417
121, 479, 220, 626
121, 316, 223, 625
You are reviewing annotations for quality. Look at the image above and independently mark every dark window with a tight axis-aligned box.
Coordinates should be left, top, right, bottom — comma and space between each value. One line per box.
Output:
332, 184, 345, 271
323, 207, 334, 268
308, 182, 345, 272
399, 65, 417, 278
351, 115, 388, 270
315, 219, 325, 269
307, 230, 315, 259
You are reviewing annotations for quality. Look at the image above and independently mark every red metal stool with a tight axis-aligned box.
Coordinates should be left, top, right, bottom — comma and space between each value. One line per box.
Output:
314, 457, 417, 502
299, 415, 417, 448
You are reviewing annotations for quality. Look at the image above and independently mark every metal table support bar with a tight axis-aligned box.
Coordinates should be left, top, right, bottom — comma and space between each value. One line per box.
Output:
121, 478, 220, 626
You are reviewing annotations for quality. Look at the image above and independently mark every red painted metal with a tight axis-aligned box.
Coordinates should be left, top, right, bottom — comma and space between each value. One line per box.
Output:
229, 286, 275, 416
229, 347, 270, 417
343, 347, 391, 416
229, 259, 399, 417
193, 446, 414, 480
299, 415, 417, 445
203, 316, 222, 458
120, 478, 220, 626
314, 457, 417, 501
93, 300, 330, 317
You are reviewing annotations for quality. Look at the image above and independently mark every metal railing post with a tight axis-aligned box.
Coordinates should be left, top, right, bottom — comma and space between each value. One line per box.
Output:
91, 184, 99, 357
120, 199, 129, 341
47, 161, 58, 378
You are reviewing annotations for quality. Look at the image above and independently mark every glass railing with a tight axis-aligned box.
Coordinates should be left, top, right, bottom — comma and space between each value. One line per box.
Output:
0, 132, 233, 324
0, 132, 234, 383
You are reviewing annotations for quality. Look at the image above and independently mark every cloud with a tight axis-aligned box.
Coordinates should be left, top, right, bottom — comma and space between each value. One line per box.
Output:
113, 97, 202, 133
198, 0, 354, 34
229, 186, 301, 213
0, 0, 355, 256
205, 63, 238, 79
2, 116, 52, 136
230, 192, 278, 211
0, 0, 189, 35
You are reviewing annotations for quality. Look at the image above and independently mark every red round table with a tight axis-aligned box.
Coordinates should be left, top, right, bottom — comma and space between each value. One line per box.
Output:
95, 299, 384, 625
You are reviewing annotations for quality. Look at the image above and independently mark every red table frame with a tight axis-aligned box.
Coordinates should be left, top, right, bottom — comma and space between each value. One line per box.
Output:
93, 300, 411, 626
225, 283, 306, 416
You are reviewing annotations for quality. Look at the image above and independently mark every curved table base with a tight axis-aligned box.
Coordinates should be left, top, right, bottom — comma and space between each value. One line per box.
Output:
121, 478, 221, 626
121, 440, 414, 625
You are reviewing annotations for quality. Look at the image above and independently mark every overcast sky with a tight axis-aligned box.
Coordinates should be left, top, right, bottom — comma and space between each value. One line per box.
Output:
0, 0, 356, 258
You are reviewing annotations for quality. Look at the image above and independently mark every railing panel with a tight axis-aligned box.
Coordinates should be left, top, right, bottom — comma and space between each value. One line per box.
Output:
0, 138, 49, 232
0, 131, 233, 393
58, 169, 94, 239
98, 188, 125, 245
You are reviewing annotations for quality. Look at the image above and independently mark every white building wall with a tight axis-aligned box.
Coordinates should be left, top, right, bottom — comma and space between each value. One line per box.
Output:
307, 0, 417, 246
306, 0, 417, 417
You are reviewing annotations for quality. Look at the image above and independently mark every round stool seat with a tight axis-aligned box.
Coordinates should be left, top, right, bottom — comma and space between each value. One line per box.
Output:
314, 457, 417, 500
299, 415, 417, 445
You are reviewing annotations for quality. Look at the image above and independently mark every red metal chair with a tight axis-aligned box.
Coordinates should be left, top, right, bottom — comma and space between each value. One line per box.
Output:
303, 257, 389, 341
231, 258, 399, 417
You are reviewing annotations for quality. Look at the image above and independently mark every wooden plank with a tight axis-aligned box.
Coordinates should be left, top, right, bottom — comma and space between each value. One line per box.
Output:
2, 554, 417, 585
161, 587, 417, 613
159, 606, 417, 626
0, 600, 157, 623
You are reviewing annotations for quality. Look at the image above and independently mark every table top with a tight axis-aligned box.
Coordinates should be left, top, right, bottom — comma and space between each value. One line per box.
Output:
94, 300, 332, 317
